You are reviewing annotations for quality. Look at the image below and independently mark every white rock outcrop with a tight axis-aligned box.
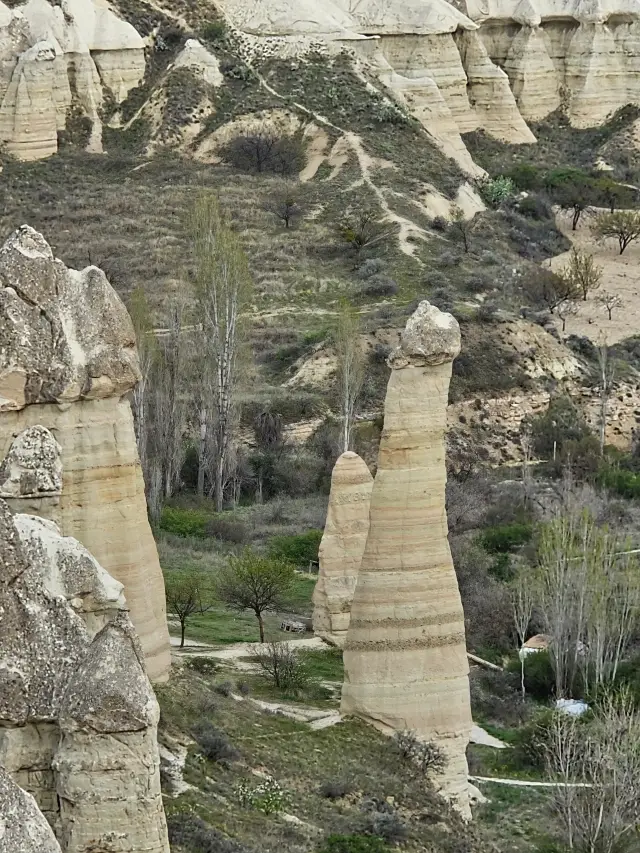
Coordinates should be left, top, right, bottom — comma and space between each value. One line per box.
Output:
0, 497, 170, 853
0, 226, 170, 682
341, 301, 473, 817
312, 451, 373, 647
0, 0, 145, 159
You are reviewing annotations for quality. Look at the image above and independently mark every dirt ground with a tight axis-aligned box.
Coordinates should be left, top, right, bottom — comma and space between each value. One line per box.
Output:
549, 209, 640, 345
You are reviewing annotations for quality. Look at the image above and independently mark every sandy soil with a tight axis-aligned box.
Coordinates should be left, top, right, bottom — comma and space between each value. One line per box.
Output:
549, 209, 640, 345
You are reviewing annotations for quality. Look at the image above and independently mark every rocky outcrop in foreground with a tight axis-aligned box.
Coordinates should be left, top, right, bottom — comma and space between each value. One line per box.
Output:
312, 451, 373, 647
341, 301, 473, 816
0, 225, 170, 682
0, 496, 170, 852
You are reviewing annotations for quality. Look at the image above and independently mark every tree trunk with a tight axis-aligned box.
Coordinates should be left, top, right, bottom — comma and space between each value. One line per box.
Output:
197, 407, 207, 498
214, 454, 224, 513
521, 656, 526, 702
180, 619, 186, 648
257, 612, 265, 644
256, 474, 263, 504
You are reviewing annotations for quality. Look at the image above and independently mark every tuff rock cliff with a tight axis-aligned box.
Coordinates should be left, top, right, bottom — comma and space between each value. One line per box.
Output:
0, 225, 171, 682
0, 494, 170, 853
2, 0, 640, 166
341, 301, 473, 817
0, 0, 145, 159
312, 451, 373, 648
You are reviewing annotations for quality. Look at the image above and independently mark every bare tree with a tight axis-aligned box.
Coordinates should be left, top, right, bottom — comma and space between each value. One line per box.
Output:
449, 205, 476, 253
265, 188, 303, 229
510, 565, 536, 700
128, 286, 158, 507
338, 207, 397, 260
534, 509, 640, 698
547, 691, 640, 853
165, 570, 216, 648
151, 300, 188, 503
557, 297, 579, 332
523, 266, 580, 314
191, 194, 253, 511
251, 409, 286, 503
596, 291, 623, 321
222, 130, 305, 176
595, 341, 615, 455
593, 209, 640, 254
334, 300, 364, 453
560, 248, 602, 301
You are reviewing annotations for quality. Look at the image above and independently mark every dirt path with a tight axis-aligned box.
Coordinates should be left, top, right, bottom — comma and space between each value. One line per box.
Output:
470, 775, 591, 788
549, 209, 640, 345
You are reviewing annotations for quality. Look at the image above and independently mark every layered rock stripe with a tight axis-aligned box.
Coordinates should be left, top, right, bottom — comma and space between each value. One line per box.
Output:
0, 226, 170, 681
341, 301, 473, 817
312, 451, 373, 647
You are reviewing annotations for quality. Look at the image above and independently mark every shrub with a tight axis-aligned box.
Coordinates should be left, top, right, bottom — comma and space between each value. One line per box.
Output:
192, 722, 240, 763
356, 258, 385, 279
214, 681, 234, 697
514, 193, 553, 220
167, 814, 250, 853
359, 275, 398, 298
222, 131, 305, 176
479, 522, 533, 554
206, 516, 247, 544
319, 835, 389, 853
267, 529, 322, 566
393, 730, 446, 776
362, 811, 407, 845
160, 506, 209, 538
256, 642, 310, 693
236, 679, 251, 696
369, 342, 391, 365
235, 776, 290, 815
338, 209, 397, 260
201, 19, 227, 42
598, 466, 640, 499
525, 395, 592, 460
478, 175, 516, 208
510, 707, 559, 771
505, 163, 542, 191
319, 780, 352, 800
506, 650, 556, 702
430, 215, 448, 232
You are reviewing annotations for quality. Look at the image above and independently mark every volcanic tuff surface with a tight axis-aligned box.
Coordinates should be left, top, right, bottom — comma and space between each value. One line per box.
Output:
341, 301, 473, 816
1, 0, 640, 167
0, 225, 170, 681
312, 451, 373, 648
0, 495, 170, 853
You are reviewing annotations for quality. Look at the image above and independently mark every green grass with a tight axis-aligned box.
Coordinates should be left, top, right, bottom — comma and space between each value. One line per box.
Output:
158, 664, 552, 853
300, 648, 344, 682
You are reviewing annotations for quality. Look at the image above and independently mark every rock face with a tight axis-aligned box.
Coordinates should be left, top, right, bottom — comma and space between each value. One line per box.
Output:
0, 0, 145, 160
341, 301, 473, 817
312, 451, 373, 647
0, 497, 170, 853
0, 767, 62, 853
0, 226, 171, 682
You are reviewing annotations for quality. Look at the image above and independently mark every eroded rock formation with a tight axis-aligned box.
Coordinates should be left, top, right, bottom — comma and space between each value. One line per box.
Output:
0, 766, 62, 853
0, 0, 145, 159
341, 301, 472, 816
0, 225, 170, 682
312, 451, 373, 647
0, 497, 170, 853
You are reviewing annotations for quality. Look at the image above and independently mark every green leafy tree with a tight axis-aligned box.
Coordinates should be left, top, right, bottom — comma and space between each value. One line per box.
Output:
593, 210, 640, 254
595, 177, 635, 213
546, 168, 598, 230
215, 550, 295, 642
